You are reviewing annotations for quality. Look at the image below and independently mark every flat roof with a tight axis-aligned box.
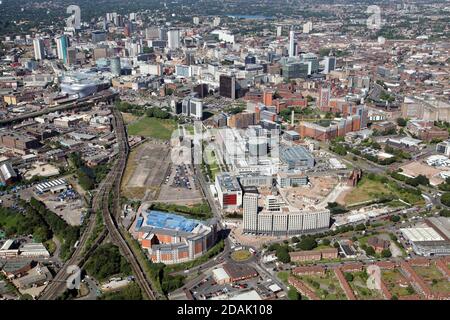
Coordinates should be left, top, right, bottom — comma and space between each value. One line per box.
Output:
212, 267, 230, 282
144, 210, 201, 233
400, 227, 444, 242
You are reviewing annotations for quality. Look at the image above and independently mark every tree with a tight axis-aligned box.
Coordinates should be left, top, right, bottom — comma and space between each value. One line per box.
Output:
276, 246, 291, 263
440, 193, 450, 207
381, 249, 392, 258
288, 287, 301, 300
365, 246, 376, 256
390, 215, 401, 223
297, 237, 318, 251
344, 273, 354, 282
291, 236, 300, 243
397, 118, 407, 127
321, 239, 331, 246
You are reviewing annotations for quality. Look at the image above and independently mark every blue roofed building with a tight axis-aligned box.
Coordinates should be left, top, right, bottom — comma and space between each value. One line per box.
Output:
134, 210, 218, 264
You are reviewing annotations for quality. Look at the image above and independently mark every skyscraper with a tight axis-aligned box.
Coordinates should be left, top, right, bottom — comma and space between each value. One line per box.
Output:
33, 38, 45, 60
219, 75, 236, 99
167, 29, 180, 49
110, 56, 121, 76
276, 25, 282, 37
324, 56, 336, 74
288, 28, 296, 57
55, 35, 69, 64
243, 193, 259, 234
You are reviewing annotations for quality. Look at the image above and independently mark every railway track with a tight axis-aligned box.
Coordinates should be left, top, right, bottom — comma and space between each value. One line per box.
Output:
39, 107, 161, 300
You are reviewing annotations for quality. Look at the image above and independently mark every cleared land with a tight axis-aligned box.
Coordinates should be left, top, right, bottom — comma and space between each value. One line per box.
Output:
343, 177, 424, 206
121, 141, 171, 200
121, 112, 139, 125
127, 116, 177, 140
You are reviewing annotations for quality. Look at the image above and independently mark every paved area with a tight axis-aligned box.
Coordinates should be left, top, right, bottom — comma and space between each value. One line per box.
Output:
121, 140, 171, 200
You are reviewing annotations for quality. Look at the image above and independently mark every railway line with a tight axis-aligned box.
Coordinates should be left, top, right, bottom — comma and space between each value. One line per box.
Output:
39, 106, 161, 300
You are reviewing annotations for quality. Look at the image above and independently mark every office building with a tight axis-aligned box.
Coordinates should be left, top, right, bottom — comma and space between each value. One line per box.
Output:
282, 62, 308, 80
55, 35, 69, 64
288, 29, 296, 57
324, 56, 336, 74
243, 193, 259, 234
110, 57, 121, 76
280, 145, 315, 170
167, 29, 180, 49
215, 173, 243, 210
92, 30, 106, 43
219, 75, 236, 99
182, 96, 203, 120
66, 48, 77, 65
33, 38, 45, 60
303, 21, 313, 33
276, 26, 282, 37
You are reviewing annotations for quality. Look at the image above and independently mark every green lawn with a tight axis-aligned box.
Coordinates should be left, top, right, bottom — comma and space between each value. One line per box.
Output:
277, 271, 290, 285
344, 177, 424, 206
127, 117, 177, 140
344, 177, 390, 205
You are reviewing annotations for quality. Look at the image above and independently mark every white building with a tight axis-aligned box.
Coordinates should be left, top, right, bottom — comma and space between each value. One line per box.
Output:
288, 29, 295, 57
243, 193, 259, 233
33, 38, 45, 60
303, 21, 313, 33
323, 56, 336, 74
167, 29, 180, 49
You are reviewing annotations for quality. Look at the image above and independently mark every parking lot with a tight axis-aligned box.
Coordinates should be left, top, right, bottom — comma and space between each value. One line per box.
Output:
157, 163, 203, 205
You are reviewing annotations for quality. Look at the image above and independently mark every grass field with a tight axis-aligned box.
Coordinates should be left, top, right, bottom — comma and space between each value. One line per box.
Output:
344, 177, 390, 205
277, 271, 290, 285
127, 117, 177, 140
121, 112, 139, 124
231, 249, 252, 262
344, 177, 424, 206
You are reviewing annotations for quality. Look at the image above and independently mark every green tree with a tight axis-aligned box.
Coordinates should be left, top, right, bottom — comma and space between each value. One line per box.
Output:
397, 118, 407, 127
381, 249, 392, 258
441, 193, 450, 207
297, 237, 318, 251
344, 273, 354, 282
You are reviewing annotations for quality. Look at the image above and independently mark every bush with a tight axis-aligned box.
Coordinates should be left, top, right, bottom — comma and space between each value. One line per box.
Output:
296, 237, 318, 251
381, 249, 392, 258
441, 193, 450, 207
344, 273, 354, 282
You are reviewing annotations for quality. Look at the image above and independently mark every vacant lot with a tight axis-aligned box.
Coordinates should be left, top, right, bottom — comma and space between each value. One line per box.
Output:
127, 116, 177, 140
413, 264, 450, 295
347, 271, 383, 300
344, 177, 389, 205
344, 177, 424, 206
298, 271, 347, 300
382, 269, 416, 297
121, 141, 171, 200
